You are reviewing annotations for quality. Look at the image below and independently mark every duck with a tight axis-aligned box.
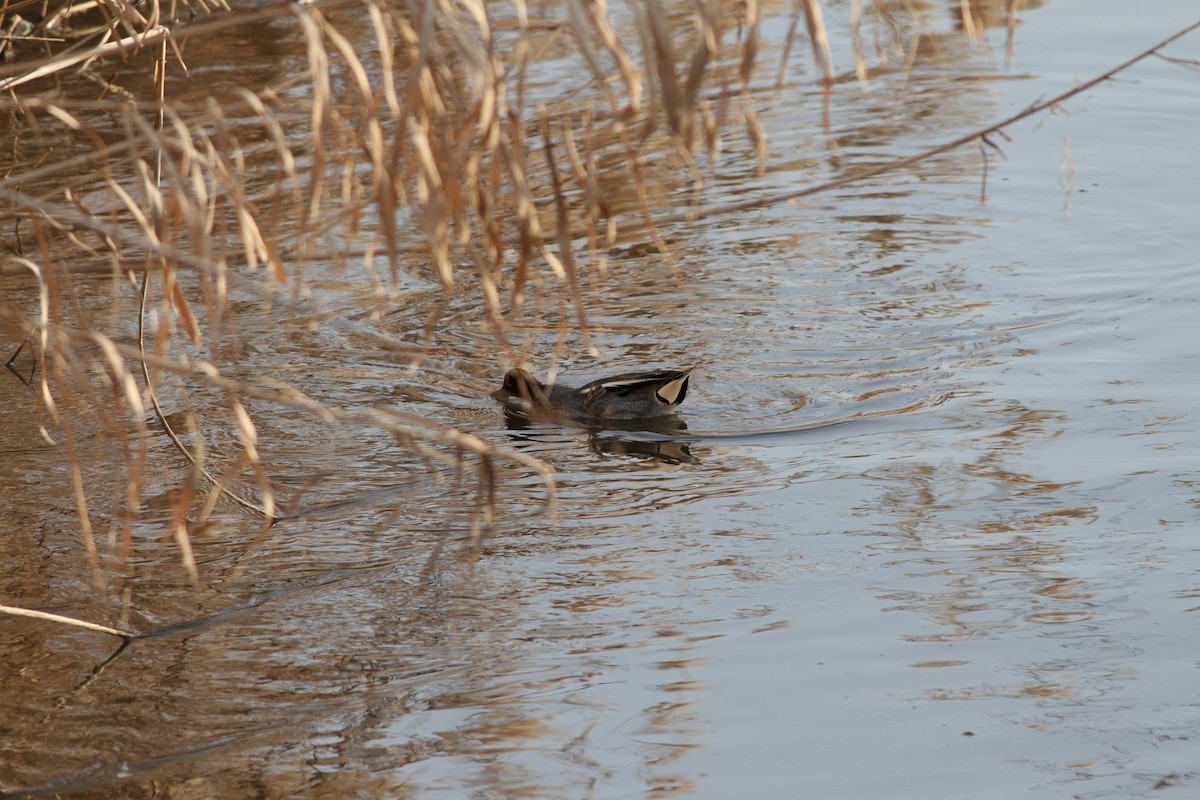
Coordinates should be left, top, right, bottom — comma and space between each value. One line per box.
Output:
492, 366, 696, 421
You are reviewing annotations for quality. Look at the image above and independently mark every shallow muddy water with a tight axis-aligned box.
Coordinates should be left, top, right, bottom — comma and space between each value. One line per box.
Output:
3, 0, 1200, 798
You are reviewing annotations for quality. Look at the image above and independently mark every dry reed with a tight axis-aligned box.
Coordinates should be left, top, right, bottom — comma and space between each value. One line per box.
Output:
1, 0, 788, 584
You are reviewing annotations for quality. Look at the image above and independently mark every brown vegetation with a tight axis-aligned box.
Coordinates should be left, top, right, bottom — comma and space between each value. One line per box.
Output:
0, 0, 813, 575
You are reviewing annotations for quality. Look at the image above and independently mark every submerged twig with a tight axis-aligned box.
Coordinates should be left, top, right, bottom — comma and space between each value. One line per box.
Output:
4, 339, 36, 386
137, 269, 279, 525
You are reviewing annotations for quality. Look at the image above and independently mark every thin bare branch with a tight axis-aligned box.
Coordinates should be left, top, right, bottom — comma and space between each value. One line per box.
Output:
0, 604, 134, 638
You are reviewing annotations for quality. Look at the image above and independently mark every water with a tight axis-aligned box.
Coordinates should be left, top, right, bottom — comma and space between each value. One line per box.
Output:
2, 0, 1199, 797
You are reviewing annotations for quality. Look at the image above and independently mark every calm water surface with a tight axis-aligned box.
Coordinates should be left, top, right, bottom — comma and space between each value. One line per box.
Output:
2, 0, 1199, 797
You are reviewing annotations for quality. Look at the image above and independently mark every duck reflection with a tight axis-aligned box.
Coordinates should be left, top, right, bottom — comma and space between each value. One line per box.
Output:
587, 430, 698, 465
500, 408, 699, 465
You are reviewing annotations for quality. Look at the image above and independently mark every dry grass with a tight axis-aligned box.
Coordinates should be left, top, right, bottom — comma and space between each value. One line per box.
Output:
0, 0, 800, 590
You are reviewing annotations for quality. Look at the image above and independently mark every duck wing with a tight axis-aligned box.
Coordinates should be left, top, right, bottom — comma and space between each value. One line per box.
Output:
580, 367, 695, 408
